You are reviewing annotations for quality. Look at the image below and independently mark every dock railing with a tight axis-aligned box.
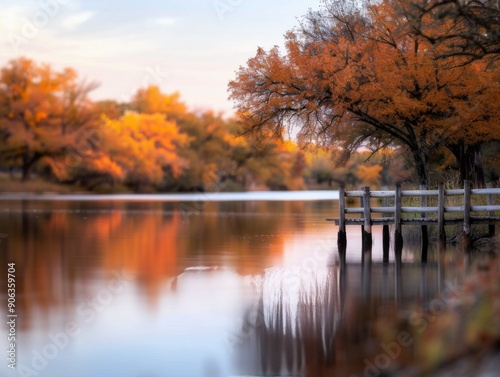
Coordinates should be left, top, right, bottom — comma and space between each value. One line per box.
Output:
329, 181, 500, 253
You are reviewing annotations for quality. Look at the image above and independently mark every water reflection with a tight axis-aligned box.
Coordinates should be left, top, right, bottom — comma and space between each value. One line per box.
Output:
234, 266, 341, 376
234, 249, 500, 376
1, 200, 333, 329
0, 199, 497, 377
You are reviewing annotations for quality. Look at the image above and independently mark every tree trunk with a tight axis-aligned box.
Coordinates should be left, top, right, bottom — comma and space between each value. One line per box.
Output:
411, 149, 429, 186
21, 157, 33, 182
21, 152, 42, 182
447, 143, 485, 188
464, 144, 485, 188
21, 165, 32, 181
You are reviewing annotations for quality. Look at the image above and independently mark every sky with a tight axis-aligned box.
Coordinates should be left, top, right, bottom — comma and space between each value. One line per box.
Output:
0, 0, 322, 115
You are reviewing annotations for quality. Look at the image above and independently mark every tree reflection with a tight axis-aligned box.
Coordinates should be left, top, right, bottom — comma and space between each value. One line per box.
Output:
235, 255, 451, 376
0, 200, 318, 329
1, 201, 185, 326
234, 266, 342, 376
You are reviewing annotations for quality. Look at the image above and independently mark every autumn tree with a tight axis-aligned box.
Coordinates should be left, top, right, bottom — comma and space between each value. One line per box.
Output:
65, 110, 189, 192
229, 133, 307, 190
94, 100, 127, 120
229, 0, 499, 186
0, 58, 98, 181
102, 112, 188, 192
67, 152, 125, 190
131, 85, 188, 121
400, 0, 500, 64
171, 111, 237, 191
128, 85, 306, 192
165, 111, 307, 192
304, 146, 409, 188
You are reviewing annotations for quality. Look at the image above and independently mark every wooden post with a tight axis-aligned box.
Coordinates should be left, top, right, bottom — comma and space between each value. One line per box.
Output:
382, 186, 389, 263
338, 185, 347, 252
420, 184, 428, 263
394, 183, 403, 253
362, 186, 372, 251
360, 194, 365, 243
463, 180, 471, 249
362, 249, 372, 301
395, 253, 402, 303
438, 182, 446, 246
382, 224, 390, 263
488, 193, 496, 237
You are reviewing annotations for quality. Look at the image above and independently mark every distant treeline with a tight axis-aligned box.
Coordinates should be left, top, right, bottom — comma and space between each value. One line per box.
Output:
0, 57, 498, 193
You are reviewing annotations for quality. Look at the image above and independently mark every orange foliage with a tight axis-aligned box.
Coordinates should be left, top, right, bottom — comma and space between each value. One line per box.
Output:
131, 85, 187, 119
0, 57, 98, 180
357, 164, 383, 186
229, 0, 499, 185
103, 112, 188, 189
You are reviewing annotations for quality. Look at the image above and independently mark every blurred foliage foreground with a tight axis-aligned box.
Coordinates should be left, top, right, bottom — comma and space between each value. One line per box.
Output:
375, 254, 500, 377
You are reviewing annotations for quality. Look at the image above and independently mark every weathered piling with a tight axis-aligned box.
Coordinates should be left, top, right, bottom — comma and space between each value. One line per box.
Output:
362, 186, 372, 251
394, 183, 403, 253
381, 186, 390, 262
337, 185, 347, 254
437, 182, 446, 247
463, 180, 471, 249
420, 184, 429, 263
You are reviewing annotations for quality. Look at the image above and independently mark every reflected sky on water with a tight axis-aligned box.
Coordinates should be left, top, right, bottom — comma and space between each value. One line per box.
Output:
0, 196, 497, 377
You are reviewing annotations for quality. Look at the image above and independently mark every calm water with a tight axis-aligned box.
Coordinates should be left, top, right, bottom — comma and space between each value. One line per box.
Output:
0, 193, 498, 377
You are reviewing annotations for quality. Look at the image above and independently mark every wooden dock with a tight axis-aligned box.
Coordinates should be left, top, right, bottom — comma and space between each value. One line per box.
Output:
328, 181, 500, 255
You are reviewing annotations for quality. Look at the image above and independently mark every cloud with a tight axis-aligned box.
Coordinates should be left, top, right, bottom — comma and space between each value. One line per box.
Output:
61, 11, 94, 30
0, 4, 33, 34
152, 17, 176, 26
37, 32, 157, 59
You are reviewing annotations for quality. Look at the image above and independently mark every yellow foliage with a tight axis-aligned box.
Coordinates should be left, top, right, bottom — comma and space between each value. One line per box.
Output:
89, 155, 124, 180
357, 164, 383, 186
0, 57, 99, 179
132, 85, 187, 118
103, 112, 188, 188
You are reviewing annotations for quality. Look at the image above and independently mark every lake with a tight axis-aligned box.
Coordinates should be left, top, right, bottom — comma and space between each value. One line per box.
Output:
1, 192, 498, 377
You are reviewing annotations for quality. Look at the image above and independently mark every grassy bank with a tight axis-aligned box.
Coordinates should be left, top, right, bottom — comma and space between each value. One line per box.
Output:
0, 173, 89, 194
398, 189, 499, 246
